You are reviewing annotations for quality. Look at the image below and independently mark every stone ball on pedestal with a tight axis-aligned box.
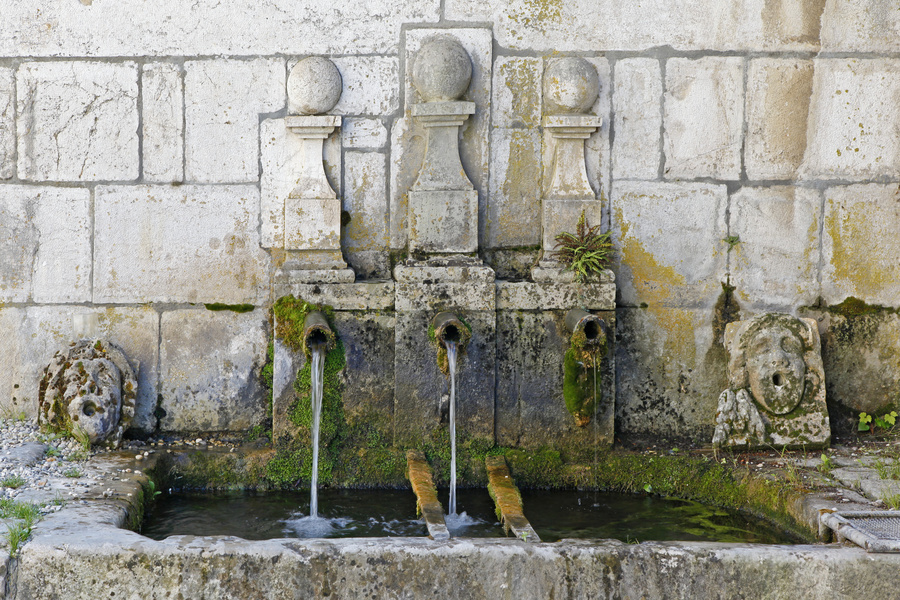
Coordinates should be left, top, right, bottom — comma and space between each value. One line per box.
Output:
543, 57, 600, 114
412, 38, 473, 102
288, 57, 343, 115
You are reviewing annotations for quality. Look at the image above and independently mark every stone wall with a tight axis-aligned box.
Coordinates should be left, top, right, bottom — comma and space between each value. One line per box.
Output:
2, 1, 900, 441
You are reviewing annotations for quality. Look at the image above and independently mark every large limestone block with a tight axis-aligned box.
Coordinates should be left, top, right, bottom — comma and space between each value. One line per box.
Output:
613, 58, 662, 180
496, 310, 614, 453
185, 59, 285, 183
0, 306, 158, 429
390, 28, 492, 250
821, 184, 900, 306
0, 67, 13, 180
0, 0, 439, 57
0, 186, 91, 304
330, 57, 399, 116
730, 187, 820, 310
94, 185, 269, 304
821, 0, 900, 52
260, 118, 341, 249
445, 0, 824, 52
342, 118, 388, 150
343, 151, 388, 252
664, 57, 743, 180
159, 309, 267, 432
616, 305, 726, 441
612, 181, 727, 308
142, 63, 184, 183
16, 62, 138, 181
486, 128, 542, 248
491, 57, 542, 129
745, 59, 813, 180
802, 59, 900, 180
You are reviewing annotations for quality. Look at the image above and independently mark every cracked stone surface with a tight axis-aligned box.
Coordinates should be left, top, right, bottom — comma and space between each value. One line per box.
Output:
16, 62, 138, 182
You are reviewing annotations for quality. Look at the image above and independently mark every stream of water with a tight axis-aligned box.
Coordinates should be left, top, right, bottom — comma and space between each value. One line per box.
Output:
309, 342, 325, 518
447, 341, 458, 516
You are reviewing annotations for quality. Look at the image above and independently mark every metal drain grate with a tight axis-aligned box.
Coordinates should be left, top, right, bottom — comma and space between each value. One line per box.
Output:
819, 510, 900, 552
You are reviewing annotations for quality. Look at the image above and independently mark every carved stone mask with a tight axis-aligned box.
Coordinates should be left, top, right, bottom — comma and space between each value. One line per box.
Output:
64, 358, 122, 444
744, 325, 806, 415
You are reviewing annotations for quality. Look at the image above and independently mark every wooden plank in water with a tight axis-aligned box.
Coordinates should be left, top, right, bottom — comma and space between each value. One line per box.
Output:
406, 450, 450, 541
486, 455, 541, 543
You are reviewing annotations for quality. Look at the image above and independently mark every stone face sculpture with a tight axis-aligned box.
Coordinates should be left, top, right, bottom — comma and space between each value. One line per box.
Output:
712, 313, 830, 449
38, 339, 137, 449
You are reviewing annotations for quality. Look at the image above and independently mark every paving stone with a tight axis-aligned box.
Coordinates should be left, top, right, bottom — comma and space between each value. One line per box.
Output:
730, 186, 821, 311
159, 309, 268, 432
0, 0, 440, 56
16, 61, 138, 181
746, 59, 814, 181
612, 181, 727, 308
0, 66, 13, 180
664, 57, 743, 180
821, 184, 900, 306
613, 58, 661, 180
0, 186, 91, 304
141, 63, 183, 183
802, 59, 900, 181
184, 59, 284, 183
93, 185, 269, 304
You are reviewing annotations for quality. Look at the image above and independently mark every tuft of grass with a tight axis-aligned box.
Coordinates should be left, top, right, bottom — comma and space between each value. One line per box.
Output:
1, 475, 26, 489
6, 522, 32, 557
63, 467, 83, 478
0, 499, 40, 524
882, 491, 900, 510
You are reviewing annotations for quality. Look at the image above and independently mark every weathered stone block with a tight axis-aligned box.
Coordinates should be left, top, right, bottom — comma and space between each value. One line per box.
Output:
390, 28, 492, 250
408, 190, 478, 254
491, 57, 541, 129
285, 197, 341, 251
745, 59, 813, 181
730, 187, 820, 311
616, 305, 726, 442
497, 281, 615, 311
274, 283, 395, 311
0, 186, 91, 303
821, 0, 900, 52
159, 309, 267, 432
802, 59, 900, 180
184, 59, 284, 183
330, 57, 399, 116
496, 310, 614, 453
394, 264, 495, 311
16, 0, 439, 56
342, 118, 387, 150
394, 310, 494, 446
0, 67, 13, 180
344, 151, 388, 255
821, 184, 900, 306
94, 185, 269, 304
0, 306, 158, 429
664, 57, 743, 180
260, 118, 341, 248
445, 0, 824, 53
612, 181, 727, 308
142, 63, 183, 183
486, 128, 542, 248
613, 58, 662, 180
16, 62, 138, 181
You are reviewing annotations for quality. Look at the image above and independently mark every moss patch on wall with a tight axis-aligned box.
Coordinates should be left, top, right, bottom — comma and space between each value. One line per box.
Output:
204, 303, 255, 313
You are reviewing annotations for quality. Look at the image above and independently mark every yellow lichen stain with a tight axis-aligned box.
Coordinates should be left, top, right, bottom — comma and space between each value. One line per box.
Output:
826, 197, 893, 297
510, 0, 563, 28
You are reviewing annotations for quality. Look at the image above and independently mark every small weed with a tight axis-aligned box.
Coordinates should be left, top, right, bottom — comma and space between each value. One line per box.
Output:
817, 453, 834, 474
63, 467, 82, 478
552, 210, 613, 283
45, 447, 61, 458
872, 458, 900, 481
882, 491, 900, 510
51, 495, 66, 507
859, 410, 898, 434
247, 424, 270, 443
723, 235, 741, 251
6, 522, 32, 557
147, 480, 162, 499
1, 475, 26, 489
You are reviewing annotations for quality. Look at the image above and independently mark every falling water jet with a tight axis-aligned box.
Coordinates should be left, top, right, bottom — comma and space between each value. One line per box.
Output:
432, 312, 467, 516
302, 312, 334, 519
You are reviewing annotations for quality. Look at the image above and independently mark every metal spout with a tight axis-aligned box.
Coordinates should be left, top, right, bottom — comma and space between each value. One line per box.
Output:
432, 311, 467, 349
303, 311, 335, 355
565, 308, 606, 348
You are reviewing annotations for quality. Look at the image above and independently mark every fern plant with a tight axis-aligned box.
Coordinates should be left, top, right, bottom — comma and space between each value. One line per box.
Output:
551, 210, 613, 283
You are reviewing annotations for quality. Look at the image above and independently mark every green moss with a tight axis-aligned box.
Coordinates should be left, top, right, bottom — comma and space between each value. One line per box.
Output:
822, 296, 898, 318
204, 303, 255, 313
563, 348, 595, 425
273, 295, 337, 355
261, 342, 274, 417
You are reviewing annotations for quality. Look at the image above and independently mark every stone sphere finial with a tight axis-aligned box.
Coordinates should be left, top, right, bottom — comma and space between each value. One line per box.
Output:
543, 57, 600, 114
288, 57, 343, 115
412, 38, 473, 102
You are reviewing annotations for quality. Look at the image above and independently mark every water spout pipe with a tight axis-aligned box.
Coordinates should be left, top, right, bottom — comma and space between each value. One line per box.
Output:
565, 308, 606, 348
432, 312, 467, 349
302, 311, 335, 355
